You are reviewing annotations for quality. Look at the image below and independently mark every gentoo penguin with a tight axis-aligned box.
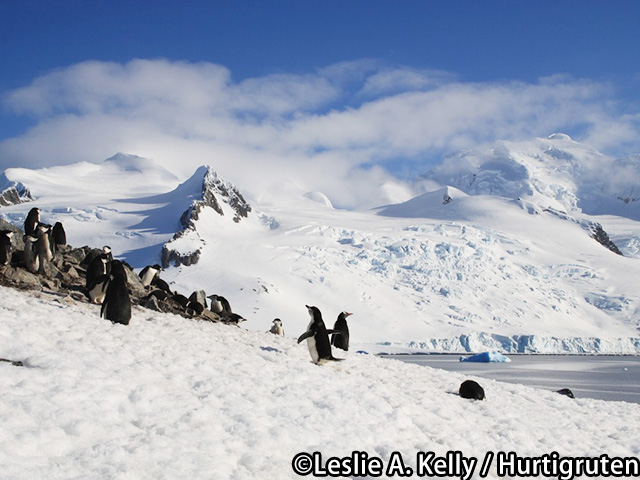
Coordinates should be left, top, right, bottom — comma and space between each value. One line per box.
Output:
208, 294, 232, 314
100, 260, 131, 325
139, 264, 162, 287
0, 230, 14, 266
23, 235, 40, 273
24, 207, 40, 236
331, 311, 353, 351
35, 223, 53, 273
297, 305, 343, 364
269, 318, 284, 335
459, 380, 485, 400
51, 222, 66, 252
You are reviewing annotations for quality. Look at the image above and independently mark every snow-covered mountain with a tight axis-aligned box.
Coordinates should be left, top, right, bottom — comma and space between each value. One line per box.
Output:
1, 136, 640, 353
420, 133, 640, 220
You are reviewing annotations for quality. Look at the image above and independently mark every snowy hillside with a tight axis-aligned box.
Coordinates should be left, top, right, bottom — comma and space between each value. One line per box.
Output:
2, 285, 639, 479
1, 136, 640, 353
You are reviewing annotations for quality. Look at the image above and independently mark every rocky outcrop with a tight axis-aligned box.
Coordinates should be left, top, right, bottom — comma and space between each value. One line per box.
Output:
0, 175, 33, 207
543, 208, 623, 256
0, 221, 240, 325
162, 166, 252, 268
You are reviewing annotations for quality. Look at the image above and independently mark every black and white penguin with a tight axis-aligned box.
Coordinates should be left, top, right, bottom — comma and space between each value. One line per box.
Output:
331, 311, 353, 351
459, 380, 485, 400
269, 318, 284, 335
0, 230, 14, 266
85, 250, 112, 304
51, 222, 66, 252
139, 264, 162, 287
23, 235, 40, 273
297, 305, 343, 364
208, 294, 232, 314
35, 223, 53, 273
100, 260, 131, 325
24, 208, 40, 237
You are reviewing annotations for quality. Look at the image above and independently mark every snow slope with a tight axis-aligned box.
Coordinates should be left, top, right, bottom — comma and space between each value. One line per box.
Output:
1, 285, 639, 479
1, 137, 640, 353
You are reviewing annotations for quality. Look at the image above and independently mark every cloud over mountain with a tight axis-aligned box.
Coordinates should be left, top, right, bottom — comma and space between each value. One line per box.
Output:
1, 59, 639, 209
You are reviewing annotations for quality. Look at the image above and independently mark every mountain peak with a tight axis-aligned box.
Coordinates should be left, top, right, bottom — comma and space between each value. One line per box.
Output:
161, 166, 253, 267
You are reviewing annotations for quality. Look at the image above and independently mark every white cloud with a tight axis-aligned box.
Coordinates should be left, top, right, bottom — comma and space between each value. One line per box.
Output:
1, 59, 639, 209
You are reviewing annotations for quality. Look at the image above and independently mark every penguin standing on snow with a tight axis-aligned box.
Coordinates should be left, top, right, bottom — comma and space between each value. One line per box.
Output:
101, 260, 131, 325
298, 305, 343, 364
331, 311, 353, 351
0, 230, 14, 266
269, 318, 284, 335
24, 208, 40, 236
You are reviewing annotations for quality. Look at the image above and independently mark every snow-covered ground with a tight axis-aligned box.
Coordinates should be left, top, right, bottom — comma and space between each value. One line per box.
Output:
2, 285, 639, 479
1, 135, 640, 353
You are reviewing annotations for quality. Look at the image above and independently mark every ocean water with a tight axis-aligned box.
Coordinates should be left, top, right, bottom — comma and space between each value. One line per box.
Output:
386, 354, 640, 404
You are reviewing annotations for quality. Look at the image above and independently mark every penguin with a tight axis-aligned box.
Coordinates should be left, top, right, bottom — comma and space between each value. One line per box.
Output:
331, 311, 353, 351
139, 264, 162, 287
0, 230, 14, 266
86, 251, 111, 286
87, 274, 110, 304
85, 251, 112, 303
24, 207, 40, 236
153, 277, 172, 293
269, 318, 285, 335
23, 235, 40, 273
35, 223, 53, 273
297, 305, 343, 364
459, 380, 485, 400
51, 222, 66, 252
100, 260, 131, 325
173, 292, 190, 310
208, 294, 232, 314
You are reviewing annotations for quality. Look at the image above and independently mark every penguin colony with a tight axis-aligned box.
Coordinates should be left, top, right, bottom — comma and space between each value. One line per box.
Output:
1, 206, 577, 400
0, 207, 248, 327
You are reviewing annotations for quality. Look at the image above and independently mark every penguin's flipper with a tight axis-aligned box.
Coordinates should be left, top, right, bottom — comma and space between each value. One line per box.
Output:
297, 331, 314, 343
100, 297, 108, 318
326, 329, 342, 335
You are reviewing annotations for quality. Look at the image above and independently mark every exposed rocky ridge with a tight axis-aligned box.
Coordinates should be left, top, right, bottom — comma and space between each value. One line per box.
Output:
0, 175, 33, 207
542, 207, 623, 256
161, 166, 252, 268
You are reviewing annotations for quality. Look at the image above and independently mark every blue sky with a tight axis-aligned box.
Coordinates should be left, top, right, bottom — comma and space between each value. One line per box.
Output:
1, 1, 640, 206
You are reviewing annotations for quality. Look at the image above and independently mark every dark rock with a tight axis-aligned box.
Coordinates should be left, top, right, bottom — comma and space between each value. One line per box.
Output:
0, 358, 24, 367
1, 265, 42, 289
459, 380, 485, 400
556, 388, 575, 399
0, 177, 33, 207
